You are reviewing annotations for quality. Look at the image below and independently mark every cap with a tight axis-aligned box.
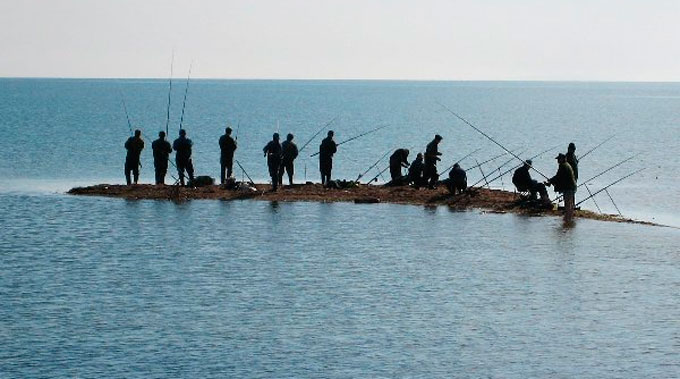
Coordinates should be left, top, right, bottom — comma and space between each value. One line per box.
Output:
525, 159, 532, 165
555, 153, 566, 160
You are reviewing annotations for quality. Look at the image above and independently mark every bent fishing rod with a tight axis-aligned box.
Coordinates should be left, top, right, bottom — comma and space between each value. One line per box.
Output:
234, 159, 256, 186
438, 102, 550, 180
165, 50, 174, 135
576, 168, 645, 207
298, 116, 338, 154
552, 153, 640, 202
480, 144, 559, 189
309, 124, 390, 157
178, 62, 193, 131
442, 147, 482, 173
354, 147, 393, 184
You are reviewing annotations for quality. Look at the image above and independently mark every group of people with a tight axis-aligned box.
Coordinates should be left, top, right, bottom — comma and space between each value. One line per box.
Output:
125, 128, 580, 219
124, 127, 338, 189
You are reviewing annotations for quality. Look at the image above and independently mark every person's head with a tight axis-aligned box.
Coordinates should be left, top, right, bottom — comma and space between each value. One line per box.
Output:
568, 142, 576, 152
328, 130, 334, 138
287, 133, 294, 141
416, 152, 423, 160
226, 127, 232, 135
434, 134, 443, 142
158, 131, 166, 139
134, 129, 141, 138
179, 129, 186, 137
273, 132, 280, 141
524, 159, 532, 167
556, 153, 566, 163
453, 163, 460, 169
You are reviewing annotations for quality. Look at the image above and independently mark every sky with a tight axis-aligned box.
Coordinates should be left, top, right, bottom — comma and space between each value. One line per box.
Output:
1, 0, 679, 81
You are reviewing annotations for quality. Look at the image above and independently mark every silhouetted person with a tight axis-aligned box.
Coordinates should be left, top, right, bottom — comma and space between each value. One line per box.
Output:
319, 130, 337, 186
152, 131, 172, 185
173, 129, 194, 186
389, 148, 410, 183
124, 129, 144, 185
280, 133, 299, 186
408, 153, 425, 187
512, 159, 549, 203
219, 127, 238, 184
263, 133, 282, 191
424, 134, 443, 188
546, 153, 577, 222
448, 163, 467, 194
566, 142, 579, 181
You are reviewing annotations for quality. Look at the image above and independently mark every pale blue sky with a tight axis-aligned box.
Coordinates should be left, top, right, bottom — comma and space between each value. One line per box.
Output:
1, 0, 679, 81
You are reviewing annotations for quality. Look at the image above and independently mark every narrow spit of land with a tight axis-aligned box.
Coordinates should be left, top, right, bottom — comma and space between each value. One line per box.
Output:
67, 183, 663, 227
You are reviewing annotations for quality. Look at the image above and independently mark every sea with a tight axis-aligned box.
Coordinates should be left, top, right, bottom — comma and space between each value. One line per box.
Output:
0, 79, 678, 378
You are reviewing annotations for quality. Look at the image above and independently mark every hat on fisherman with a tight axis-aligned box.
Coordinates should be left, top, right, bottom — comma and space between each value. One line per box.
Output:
555, 153, 566, 160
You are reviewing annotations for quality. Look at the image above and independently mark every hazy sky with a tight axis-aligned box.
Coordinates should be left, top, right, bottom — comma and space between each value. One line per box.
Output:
1, 0, 679, 81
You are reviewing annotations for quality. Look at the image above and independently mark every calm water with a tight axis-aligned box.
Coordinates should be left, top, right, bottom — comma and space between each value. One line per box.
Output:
0, 79, 679, 377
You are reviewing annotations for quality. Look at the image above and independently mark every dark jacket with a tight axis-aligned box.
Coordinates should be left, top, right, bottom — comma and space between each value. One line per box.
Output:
425, 140, 441, 165
512, 165, 532, 191
566, 152, 579, 181
152, 138, 172, 163
389, 149, 410, 170
449, 166, 467, 183
319, 137, 337, 161
548, 162, 577, 193
219, 135, 237, 159
125, 136, 144, 162
173, 136, 193, 162
281, 140, 299, 163
408, 158, 424, 180
263, 140, 282, 165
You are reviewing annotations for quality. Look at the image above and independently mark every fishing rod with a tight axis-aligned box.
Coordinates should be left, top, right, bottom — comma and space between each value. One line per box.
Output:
354, 148, 393, 184
309, 124, 390, 157
552, 153, 640, 202
178, 62, 193, 131
604, 188, 622, 216
438, 102, 550, 179
464, 150, 511, 173
235, 120, 241, 140
298, 116, 338, 153
481, 144, 558, 188
576, 168, 645, 207
579, 134, 615, 161
234, 159, 256, 186
584, 184, 602, 213
475, 159, 490, 188
469, 150, 527, 189
118, 88, 133, 135
442, 147, 482, 173
165, 50, 174, 135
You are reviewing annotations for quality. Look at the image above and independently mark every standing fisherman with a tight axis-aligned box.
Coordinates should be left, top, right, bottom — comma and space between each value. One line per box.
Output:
389, 148, 410, 184
319, 130, 337, 186
263, 133, 282, 191
124, 129, 144, 185
545, 153, 577, 222
424, 134, 443, 188
219, 127, 238, 184
566, 142, 579, 181
173, 129, 194, 186
152, 131, 172, 185
280, 133, 299, 186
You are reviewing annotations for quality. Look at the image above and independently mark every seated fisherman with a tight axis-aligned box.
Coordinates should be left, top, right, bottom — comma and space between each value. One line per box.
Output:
512, 159, 549, 203
448, 163, 467, 194
408, 153, 426, 187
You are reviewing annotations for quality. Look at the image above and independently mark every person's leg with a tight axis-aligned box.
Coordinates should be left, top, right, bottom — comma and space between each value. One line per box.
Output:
287, 162, 294, 185
186, 159, 195, 182
226, 160, 233, 179
125, 166, 132, 185
564, 190, 575, 222
220, 162, 226, 184
132, 164, 139, 184
177, 160, 185, 186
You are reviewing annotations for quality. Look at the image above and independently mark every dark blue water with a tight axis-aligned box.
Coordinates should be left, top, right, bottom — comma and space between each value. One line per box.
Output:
0, 79, 679, 377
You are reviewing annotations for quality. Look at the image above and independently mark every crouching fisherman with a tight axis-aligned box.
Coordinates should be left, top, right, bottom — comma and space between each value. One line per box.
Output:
173, 129, 195, 186
512, 159, 550, 204
387, 148, 410, 185
152, 131, 172, 185
545, 153, 577, 222
263, 133, 282, 191
124, 129, 144, 185
408, 153, 426, 187
447, 163, 467, 194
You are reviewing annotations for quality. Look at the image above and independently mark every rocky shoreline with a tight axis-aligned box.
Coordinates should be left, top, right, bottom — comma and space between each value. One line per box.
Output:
67, 183, 663, 227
